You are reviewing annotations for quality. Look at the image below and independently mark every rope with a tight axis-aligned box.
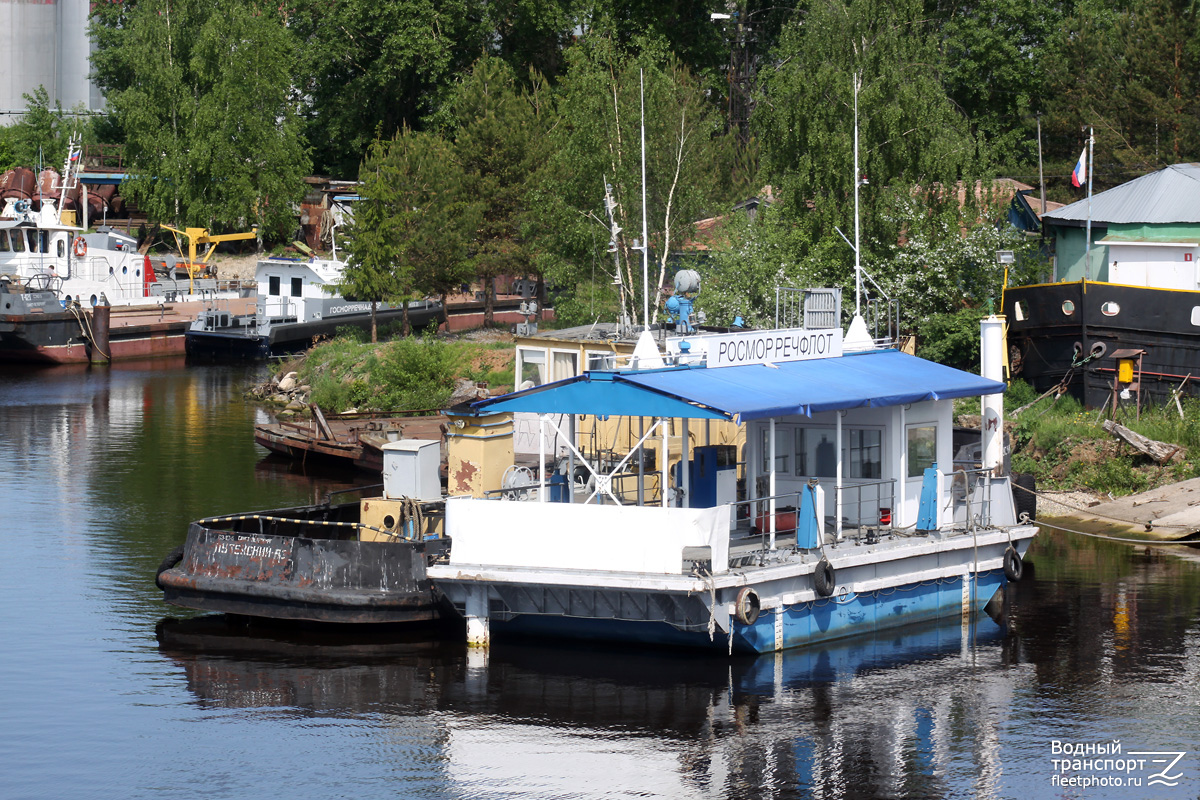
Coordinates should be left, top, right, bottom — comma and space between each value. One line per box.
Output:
67, 301, 111, 360
1011, 479, 1196, 530
1035, 517, 1200, 546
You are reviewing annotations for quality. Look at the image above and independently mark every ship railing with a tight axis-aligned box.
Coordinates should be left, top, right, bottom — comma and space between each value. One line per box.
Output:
836, 477, 897, 535
939, 467, 1017, 529
482, 467, 663, 505
732, 491, 804, 551
735, 477, 898, 550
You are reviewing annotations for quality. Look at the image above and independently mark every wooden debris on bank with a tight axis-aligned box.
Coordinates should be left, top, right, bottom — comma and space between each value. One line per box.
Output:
1102, 419, 1183, 464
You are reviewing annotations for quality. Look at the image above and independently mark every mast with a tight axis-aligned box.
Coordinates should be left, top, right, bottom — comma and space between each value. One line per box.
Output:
1085, 126, 1094, 281
1037, 115, 1045, 217
853, 73, 862, 316
640, 69, 650, 330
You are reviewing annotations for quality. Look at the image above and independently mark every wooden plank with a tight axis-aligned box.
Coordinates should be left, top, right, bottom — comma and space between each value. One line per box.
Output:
310, 403, 335, 441
1102, 419, 1183, 464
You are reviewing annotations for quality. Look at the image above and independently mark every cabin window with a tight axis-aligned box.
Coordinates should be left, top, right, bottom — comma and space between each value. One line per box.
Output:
1061, 300, 1075, 315
551, 350, 578, 381
10, 232, 25, 252
1191, 307, 1200, 326
56, 239, 64, 257
516, 347, 547, 389
38, 231, 48, 253
586, 351, 616, 371
1101, 301, 1120, 316
792, 427, 880, 478
1013, 301, 1026, 321
846, 429, 882, 479
27, 231, 38, 252
793, 428, 832, 476
907, 425, 937, 478
291, 277, 303, 297
268, 276, 281, 296
0, 233, 9, 252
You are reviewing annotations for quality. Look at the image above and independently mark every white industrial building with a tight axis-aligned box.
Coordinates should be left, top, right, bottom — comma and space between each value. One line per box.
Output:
1, 0, 101, 121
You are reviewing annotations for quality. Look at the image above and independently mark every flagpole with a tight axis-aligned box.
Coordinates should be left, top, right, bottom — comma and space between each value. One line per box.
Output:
1085, 126, 1094, 282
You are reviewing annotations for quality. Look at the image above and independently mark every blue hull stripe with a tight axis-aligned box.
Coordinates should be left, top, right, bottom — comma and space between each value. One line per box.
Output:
495, 570, 1007, 654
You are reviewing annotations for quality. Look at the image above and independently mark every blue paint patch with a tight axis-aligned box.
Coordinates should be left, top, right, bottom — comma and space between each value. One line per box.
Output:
734, 569, 1008, 654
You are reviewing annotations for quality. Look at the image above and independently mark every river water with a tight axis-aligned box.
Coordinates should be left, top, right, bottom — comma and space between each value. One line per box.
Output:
2, 362, 1199, 799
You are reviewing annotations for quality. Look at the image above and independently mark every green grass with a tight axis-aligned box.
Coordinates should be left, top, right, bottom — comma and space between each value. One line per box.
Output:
994, 379, 1199, 496
298, 332, 513, 413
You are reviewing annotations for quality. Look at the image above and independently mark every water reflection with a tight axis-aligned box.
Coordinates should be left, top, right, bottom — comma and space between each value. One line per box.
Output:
6, 361, 1200, 799
156, 614, 1022, 799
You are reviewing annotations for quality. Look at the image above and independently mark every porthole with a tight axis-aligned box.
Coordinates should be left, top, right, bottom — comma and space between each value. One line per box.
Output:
1061, 300, 1075, 315
383, 515, 396, 529
109, 266, 114, 275
90, 295, 98, 307
1100, 301, 1120, 316
1191, 307, 1200, 326
122, 266, 128, 275
1014, 301, 1027, 321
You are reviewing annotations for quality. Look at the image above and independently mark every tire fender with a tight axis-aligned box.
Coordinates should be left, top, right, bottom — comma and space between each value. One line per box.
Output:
155, 544, 185, 589
734, 587, 760, 625
814, 557, 836, 598
1003, 546, 1024, 582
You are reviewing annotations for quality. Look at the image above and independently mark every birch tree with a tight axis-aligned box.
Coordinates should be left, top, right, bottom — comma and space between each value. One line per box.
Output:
90, 0, 309, 235
534, 35, 737, 327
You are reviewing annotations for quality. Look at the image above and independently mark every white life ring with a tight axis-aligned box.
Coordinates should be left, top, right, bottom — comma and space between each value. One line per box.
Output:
73, 238, 87, 258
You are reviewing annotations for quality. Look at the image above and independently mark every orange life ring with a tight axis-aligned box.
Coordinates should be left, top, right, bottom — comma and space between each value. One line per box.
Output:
73, 238, 87, 258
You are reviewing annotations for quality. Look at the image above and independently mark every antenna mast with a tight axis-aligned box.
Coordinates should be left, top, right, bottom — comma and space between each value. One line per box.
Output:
640, 69, 650, 330
853, 73, 862, 316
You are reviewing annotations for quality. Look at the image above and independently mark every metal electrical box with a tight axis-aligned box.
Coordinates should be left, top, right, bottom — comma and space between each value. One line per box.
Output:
382, 439, 442, 501
679, 445, 738, 508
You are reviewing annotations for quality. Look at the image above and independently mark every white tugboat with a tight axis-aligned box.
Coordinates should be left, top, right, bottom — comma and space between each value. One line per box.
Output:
428, 297, 1036, 653
0, 137, 256, 363
185, 255, 441, 359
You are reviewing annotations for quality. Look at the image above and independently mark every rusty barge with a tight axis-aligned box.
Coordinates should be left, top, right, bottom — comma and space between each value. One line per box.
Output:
254, 405, 447, 474
156, 439, 451, 624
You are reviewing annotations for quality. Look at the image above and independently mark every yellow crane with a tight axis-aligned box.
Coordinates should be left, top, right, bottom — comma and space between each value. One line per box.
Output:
160, 225, 259, 292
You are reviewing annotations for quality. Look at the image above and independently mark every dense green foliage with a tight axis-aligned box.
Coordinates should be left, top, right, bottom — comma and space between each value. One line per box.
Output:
0, 88, 82, 172
89, 0, 309, 235
1, 0, 1195, 333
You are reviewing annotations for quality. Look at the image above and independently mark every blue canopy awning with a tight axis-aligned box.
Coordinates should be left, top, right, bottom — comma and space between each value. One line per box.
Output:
473, 349, 1005, 422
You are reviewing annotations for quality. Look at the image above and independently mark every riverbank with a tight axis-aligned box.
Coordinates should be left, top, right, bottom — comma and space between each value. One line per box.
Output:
255, 328, 515, 415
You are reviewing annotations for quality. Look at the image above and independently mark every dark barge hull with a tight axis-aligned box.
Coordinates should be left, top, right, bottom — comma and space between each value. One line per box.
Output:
0, 291, 256, 364
1004, 280, 1200, 407
186, 301, 443, 360
157, 501, 446, 624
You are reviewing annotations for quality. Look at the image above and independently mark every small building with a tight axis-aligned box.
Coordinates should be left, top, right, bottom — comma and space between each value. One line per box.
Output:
1042, 163, 1200, 284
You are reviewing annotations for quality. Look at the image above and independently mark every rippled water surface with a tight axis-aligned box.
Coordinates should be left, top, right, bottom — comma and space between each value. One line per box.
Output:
2, 362, 1199, 799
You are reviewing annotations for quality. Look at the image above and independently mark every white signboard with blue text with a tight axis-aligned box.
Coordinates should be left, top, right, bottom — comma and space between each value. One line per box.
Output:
704, 328, 843, 368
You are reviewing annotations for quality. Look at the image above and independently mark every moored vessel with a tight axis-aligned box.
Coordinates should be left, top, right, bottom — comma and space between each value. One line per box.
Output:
185, 255, 442, 359
427, 301, 1037, 653
156, 439, 450, 624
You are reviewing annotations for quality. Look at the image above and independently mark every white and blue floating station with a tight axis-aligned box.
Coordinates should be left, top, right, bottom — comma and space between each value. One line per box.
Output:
429, 315, 1036, 654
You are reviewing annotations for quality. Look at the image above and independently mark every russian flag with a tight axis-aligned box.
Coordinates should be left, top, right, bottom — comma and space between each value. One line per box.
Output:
1071, 146, 1087, 188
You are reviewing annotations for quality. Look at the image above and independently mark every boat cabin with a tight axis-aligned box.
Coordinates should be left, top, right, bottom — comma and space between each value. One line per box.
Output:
254, 256, 351, 322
